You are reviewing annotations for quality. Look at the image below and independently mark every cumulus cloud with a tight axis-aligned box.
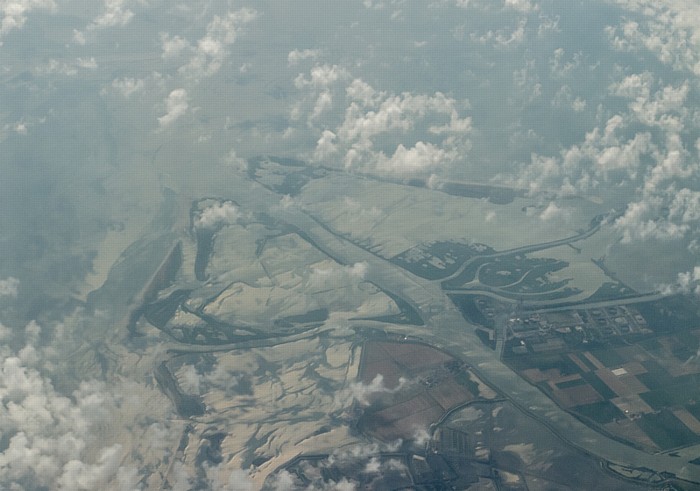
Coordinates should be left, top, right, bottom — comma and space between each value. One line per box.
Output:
158, 88, 188, 127
202, 465, 254, 491
35, 58, 99, 77
538, 201, 568, 221
602, 73, 699, 243
179, 8, 257, 79
222, 149, 247, 172
288, 48, 320, 66
89, 0, 134, 30
0, 277, 19, 298
195, 201, 240, 229
471, 18, 528, 48
342, 197, 384, 221
412, 428, 432, 447
330, 439, 402, 462
265, 439, 409, 489
56, 444, 125, 490
72, 29, 85, 45
504, 0, 537, 13
343, 373, 408, 406
314, 129, 338, 161
110, 77, 145, 98
76, 57, 97, 69
605, 1, 700, 75
178, 364, 201, 394
659, 266, 700, 296
308, 262, 368, 293
160, 33, 190, 60
265, 469, 297, 490
278, 194, 296, 210
0, 0, 55, 37
0, 321, 142, 490
552, 85, 586, 112
613, 185, 700, 243
294, 69, 472, 176
548, 48, 584, 79
311, 90, 333, 120
294, 64, 349, 90
375, 141, 451, 174
499, 63, 698, 219
675, 267, 700, 294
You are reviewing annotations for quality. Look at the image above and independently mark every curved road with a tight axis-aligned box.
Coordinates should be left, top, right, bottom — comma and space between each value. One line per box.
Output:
439, 215, 605, 284
203, 174, 700, 483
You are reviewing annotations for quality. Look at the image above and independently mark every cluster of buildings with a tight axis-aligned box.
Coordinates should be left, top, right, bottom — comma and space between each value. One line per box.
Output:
473, 297, 653, 355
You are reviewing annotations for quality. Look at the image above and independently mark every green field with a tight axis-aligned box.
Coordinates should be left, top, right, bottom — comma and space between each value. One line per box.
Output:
637, 410, 700, 450
575, 401, 624, 424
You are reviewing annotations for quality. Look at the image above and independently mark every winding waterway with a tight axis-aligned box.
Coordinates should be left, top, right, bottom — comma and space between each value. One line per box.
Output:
224, 175, 700, 483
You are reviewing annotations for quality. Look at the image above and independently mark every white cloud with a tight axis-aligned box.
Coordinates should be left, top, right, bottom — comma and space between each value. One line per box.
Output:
160, 33, 190, 60
0, 322, 143, 490
269, 441, 409, 490
195, 201, 240, 229
308, 261, 368, 292
500, 60, 698, 205
178, 365, 200, 394
609, 72, 653, 100
537, 13, 561, 37
0, 0, 55, 37
676, 266, 700, 294
56, 444, 124, 490
539, 201, 568, 221
110, 77, 144, 98
338, 374, 409, 406
76, 57, 97, 69
429, 110, 472, 134
0, 277, 19, 298
179, 8, 257, 79
614, 195, 689, 243
511, 57, 541, 104
222, 149, 247, 172
412, 428, 431, 447
605, 1, 700, 75
204, 466, 254, 491
471, 18, 527, 48
89, 0, 134, 30
628, 81, 689, 128
571, 97, 586, 112
294, 64, 349, 89
72, 29, 85, 45
158, 88, 188, 127
314, 130, 338, 161
376, 141, 451, 174
287, 48, 320, 66
0, 324, 12, 342
296, 73, 471, 176
549, 49, 584, 79
266, 469, 297, 490
553, 85, 587, 112
504, 0, 537, 13
615, 185, 700, 244
659, 266, 700, 296
279, 194, 296, 209
311, 90, 333, 119
34, 59, 79, 76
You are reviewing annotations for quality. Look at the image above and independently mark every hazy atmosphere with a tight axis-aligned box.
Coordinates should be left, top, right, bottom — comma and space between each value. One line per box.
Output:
3, 1, 700, 489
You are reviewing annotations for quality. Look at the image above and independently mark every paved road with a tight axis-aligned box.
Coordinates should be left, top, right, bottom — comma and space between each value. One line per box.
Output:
439, 215, 604, 284
292, 212, 700, 482
199, 174, 700, 483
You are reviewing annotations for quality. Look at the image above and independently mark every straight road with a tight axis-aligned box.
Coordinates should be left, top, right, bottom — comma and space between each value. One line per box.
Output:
263, 199, 699, 483
186, 172, 700, 483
